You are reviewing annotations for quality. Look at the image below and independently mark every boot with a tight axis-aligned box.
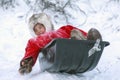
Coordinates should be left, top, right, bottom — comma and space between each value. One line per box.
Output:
87, 28, 102, 57
87, 28, 102, 41
70, 29, 87, 40
18, 57, 33, 75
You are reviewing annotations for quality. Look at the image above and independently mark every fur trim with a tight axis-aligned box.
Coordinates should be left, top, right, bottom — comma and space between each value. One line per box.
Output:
28, 13, 54, 37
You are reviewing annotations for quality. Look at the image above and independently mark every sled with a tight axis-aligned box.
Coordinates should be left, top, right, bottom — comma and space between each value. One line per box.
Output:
40, 38, 110, 73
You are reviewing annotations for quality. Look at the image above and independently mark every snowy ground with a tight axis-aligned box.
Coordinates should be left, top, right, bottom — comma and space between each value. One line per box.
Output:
0, 0, 120, 80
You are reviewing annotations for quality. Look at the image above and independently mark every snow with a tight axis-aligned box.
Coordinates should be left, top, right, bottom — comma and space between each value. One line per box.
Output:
0, 0, 120, 80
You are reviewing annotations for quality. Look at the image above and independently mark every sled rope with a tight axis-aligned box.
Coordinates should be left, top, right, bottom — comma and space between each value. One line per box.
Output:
88, 39, 101, 57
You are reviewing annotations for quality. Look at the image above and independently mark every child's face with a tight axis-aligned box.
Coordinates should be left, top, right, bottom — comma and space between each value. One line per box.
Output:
33, 23, 46, 36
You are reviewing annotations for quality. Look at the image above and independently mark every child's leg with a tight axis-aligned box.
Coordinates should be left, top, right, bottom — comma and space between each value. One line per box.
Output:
70, 29, 87, 40
70, 28, 102, 41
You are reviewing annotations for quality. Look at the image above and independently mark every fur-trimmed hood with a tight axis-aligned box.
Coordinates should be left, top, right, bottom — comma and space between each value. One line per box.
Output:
28, 13, 54, 37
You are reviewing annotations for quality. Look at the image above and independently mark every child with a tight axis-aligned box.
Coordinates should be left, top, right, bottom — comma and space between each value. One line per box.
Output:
19, 13, 102, 75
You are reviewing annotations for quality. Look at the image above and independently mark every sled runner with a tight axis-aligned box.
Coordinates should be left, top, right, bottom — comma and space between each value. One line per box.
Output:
40, 38, 110, 73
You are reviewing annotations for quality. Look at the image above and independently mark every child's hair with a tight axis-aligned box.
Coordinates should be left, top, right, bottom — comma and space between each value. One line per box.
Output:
28, 13, 54, 37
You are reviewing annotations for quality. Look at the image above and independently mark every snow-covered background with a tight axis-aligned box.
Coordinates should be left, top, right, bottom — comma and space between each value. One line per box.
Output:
0, 0, 120, 80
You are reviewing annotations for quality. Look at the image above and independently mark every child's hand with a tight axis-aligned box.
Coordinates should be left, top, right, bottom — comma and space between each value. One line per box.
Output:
18, 57, 33, 75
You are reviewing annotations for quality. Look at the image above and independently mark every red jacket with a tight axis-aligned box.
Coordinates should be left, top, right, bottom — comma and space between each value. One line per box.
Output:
22, 25, 87, 65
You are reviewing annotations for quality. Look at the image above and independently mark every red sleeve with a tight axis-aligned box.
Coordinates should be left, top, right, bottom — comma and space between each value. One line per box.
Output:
22, 39, 40, 65
22, 35, 52, 66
